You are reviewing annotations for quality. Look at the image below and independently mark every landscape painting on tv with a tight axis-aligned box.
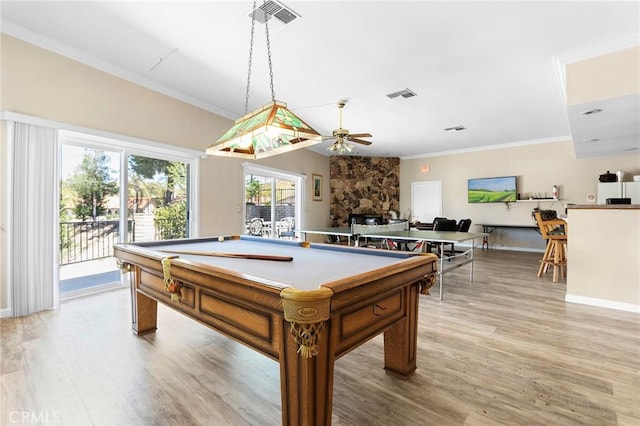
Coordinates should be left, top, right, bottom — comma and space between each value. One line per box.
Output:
468, 176, 517, 203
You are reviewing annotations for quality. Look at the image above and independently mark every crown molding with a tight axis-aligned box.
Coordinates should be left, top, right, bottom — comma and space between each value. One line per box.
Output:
553, 34, 640, 106
399, 135, 571, 160
554, 33, 639, 66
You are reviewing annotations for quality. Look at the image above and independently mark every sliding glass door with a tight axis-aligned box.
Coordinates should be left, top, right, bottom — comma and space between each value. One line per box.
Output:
58, 132, 197, 299
244, 165, 301, 239
59, 144, 123, 298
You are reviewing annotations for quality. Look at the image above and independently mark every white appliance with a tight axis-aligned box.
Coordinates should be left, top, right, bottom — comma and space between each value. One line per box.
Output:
597, 182, 640, 204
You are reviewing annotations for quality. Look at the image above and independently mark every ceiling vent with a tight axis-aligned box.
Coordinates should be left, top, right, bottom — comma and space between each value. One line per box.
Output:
248, 0, 300, 26
386, 88, 417, 99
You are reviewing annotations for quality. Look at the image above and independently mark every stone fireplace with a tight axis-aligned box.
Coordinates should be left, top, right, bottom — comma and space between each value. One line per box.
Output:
329, 156, 400, 226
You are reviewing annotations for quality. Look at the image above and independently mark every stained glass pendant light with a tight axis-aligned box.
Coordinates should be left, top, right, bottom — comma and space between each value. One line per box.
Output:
207, 0, 321, 159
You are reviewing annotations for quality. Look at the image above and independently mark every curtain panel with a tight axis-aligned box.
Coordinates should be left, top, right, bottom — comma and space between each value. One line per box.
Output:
9, 122, 58, 317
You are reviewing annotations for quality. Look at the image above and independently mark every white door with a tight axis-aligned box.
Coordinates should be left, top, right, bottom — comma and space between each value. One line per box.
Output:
411, 181, 442, 224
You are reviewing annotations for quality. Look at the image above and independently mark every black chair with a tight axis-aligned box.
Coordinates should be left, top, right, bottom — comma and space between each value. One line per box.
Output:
457, 218, 472, 232
430, 218, 458, 256
433, 217, 458, 231
432, 217, 448, 226
447, 218, 472, 253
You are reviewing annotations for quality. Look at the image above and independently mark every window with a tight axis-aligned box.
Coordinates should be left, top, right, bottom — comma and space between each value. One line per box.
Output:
242, 163, 304, 239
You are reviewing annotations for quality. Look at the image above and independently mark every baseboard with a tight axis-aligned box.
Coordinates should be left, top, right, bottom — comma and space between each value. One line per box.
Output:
61, 281, 126, 302
565, 294, 640, 313
457, 242, 545, 253
0, 307, 12, 318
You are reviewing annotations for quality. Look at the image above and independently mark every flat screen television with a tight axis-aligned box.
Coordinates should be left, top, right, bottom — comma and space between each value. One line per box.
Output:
468, 176, 517, 203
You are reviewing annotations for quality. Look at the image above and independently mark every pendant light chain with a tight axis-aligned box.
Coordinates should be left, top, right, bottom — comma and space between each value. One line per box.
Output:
263, 6, 276, 101
244, 0, 276, 114
244, 0, 257, 115
208, 1, 323, 158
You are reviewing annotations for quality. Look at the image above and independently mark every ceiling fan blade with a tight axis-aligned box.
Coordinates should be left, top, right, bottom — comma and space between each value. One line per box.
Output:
348, 133, 372, 138
321, 135, 337, 140
350, 138, 372, 146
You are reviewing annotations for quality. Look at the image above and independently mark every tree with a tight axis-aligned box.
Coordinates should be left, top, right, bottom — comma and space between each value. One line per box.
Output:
59, 192, 72, 251
67, 150, 117, 221
246, 177, 260, 203
128, 173, 153, 214
129, 156, 186, 206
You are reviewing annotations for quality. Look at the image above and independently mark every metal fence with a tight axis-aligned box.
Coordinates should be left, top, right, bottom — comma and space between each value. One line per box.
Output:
247, 188, 295, 206
59, 220, 134, 265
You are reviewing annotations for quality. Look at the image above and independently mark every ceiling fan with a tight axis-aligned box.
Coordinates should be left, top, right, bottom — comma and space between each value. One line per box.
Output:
323, 101, 373, 154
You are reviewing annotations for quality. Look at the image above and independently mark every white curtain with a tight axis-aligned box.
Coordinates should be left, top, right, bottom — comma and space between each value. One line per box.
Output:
9, 122, 59, 317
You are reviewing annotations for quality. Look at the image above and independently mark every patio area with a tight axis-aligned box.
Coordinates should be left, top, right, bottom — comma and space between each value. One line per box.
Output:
60, 257, 125, 300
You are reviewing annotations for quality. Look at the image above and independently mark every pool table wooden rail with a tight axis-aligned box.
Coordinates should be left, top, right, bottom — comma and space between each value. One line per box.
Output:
114, 237, 437, 426
116, 243, 288, 359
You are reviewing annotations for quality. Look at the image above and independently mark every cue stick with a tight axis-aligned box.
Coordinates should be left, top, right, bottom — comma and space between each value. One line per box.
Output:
159, 250, 293, 262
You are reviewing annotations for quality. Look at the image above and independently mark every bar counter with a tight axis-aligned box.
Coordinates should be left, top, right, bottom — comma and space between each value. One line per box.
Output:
566, 204, 639, 312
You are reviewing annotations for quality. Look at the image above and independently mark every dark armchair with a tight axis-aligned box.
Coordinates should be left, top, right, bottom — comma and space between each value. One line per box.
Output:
429, 217, 459, 256
457, 218, 472, 232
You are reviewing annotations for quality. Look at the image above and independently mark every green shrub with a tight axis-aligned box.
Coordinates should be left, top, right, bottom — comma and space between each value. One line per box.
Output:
154, 201, 187, 240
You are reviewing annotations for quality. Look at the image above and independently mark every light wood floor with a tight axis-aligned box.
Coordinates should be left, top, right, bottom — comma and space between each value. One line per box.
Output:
1, 250, 639, 425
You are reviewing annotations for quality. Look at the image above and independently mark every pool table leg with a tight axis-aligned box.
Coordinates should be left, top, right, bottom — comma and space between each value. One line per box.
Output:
130, 268, 157, 335
279, 320, 335, 426
383, 281, 419, 377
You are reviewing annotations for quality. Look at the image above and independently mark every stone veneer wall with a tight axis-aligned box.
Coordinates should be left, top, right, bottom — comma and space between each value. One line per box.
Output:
330, 156, 400, 226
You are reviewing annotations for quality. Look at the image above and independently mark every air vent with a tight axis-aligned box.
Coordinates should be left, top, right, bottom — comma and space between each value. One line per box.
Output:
273, 7, 297, 24
248, 0, 300, 25
444, 125, 466, 132
386, 88, 417, 99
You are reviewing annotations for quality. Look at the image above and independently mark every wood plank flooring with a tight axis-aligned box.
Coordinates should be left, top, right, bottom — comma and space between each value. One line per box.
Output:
1, 250, 638, 425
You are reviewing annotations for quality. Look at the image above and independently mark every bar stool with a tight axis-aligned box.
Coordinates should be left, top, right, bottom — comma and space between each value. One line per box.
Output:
533, 210, 568, 282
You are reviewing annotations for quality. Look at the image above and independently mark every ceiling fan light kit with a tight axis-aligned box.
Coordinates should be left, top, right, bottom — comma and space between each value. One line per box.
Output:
328, 139, 354, 154
325, 101, 373, 155
208, 0, 321, 159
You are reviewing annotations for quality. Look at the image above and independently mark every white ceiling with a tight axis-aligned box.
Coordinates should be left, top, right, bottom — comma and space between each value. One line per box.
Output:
1, 1, 639, 158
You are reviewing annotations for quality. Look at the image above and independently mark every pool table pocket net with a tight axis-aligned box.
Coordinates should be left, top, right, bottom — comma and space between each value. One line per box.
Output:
281, 287, 333, 358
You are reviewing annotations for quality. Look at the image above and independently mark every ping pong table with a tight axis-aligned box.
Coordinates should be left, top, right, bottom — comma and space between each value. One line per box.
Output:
301, 227, 487, 300
300, 227, 354, 245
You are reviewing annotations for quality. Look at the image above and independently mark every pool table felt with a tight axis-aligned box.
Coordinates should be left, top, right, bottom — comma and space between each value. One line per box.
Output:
151, 237, 418, 291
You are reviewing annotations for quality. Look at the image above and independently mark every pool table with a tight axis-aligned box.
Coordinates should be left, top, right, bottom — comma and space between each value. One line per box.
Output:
114, 236, 437, 426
